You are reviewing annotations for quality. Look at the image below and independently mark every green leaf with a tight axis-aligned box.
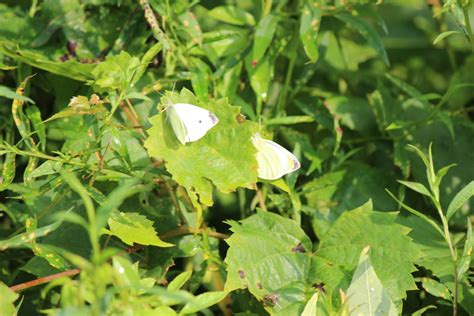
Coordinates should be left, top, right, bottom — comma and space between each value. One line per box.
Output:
132, 42, 163, 86
168, 270, 192, 291
411, 305, 437, 316
418, 277, 451, 300
0, 220, 62, 251
0, 282, 18, 316
433, 30, 462, 45
313, 207, 420, 305
397, 180, 432, 197
245, 52, 273, 100
189, 58, 211, 100
446, 181, 474, 220
265, 116, 315, 125
457, 219, 472, 280
301, 292, 318, 316
144, 89, 259, 206
106, 211, 173, 248
180, 291, 228, 314
299, 4, 322, 62
208, 6, 256, 26
25, 105, 46, 150
91, 51, 140, 92
347, 246, 397, 316
0, 41, 94, 82
0, 152, 16, 192
0, 85, 34, 103
252, 14, 278, 62
224, 211, 312, 315
335, 13, 389, 66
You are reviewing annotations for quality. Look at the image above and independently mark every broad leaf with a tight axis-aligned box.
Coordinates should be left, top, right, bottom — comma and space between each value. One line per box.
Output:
144, 89, 259, 206
224, 211, 313, 315
313, 207, 420, 306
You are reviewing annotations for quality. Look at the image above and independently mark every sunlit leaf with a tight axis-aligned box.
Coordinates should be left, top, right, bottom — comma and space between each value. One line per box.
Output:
106, 211, 173, 248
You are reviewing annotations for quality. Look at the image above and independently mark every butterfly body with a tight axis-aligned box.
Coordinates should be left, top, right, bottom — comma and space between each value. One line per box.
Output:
166, 103, 219, 144
252, 133, 300, 180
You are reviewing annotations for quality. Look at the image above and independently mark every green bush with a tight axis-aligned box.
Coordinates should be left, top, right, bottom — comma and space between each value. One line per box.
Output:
0, 0, 473, 315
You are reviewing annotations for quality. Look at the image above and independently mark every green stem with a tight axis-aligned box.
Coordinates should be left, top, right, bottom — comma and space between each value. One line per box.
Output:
276, 47, 296, 115
262, 0, 273, 17
463, 7, 474, 53
433, 200, 458, 316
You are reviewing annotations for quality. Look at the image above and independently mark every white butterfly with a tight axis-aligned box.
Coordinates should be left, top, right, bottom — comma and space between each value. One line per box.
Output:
166, 103, 219, 144
252, 133, 300, 180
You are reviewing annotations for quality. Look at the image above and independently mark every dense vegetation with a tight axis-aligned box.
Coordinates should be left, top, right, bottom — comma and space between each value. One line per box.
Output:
0, 0, 473, 315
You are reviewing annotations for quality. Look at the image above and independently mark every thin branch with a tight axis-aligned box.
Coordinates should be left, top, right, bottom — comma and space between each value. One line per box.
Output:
9, 227, 228, 293
9, 269, 80, 292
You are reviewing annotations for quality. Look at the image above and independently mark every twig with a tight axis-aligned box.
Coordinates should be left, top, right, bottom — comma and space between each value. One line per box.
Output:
9, 269, 80, 292
9, 227, 228, 293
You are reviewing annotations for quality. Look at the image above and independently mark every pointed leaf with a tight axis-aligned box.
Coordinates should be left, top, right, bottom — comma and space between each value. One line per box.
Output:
168, 270, 192, 291
457, 219, 472, 280
0, 282, 19, 316
180, 291, 228, 314
208, 6, 255, 26
252, 14, 278, 62
418, 277, 451, 300
302, 292, 319, 316
106, 211, 173, 247
300, 4, 322, 62
335, 13, 389, 66
347, 246, 397, 316
397, 180, 431, 197
446, 181, 474, 220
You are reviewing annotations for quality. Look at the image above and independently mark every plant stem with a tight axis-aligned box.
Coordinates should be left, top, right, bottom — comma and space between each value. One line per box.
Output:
9, 269, 81, 292
463, 7, 474, 53
434, 201, 458, 316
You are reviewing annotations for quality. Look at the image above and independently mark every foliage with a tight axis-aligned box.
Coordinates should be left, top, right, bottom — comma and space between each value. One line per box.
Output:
0, 0, 473, 315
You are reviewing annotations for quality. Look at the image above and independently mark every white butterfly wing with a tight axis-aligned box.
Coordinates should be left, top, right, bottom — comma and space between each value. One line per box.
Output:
170, 103, 219, 143
253, 135, 300, 180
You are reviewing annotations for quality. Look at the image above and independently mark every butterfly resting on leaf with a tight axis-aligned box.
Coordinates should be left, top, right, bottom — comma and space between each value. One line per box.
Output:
166, 103, 219, 145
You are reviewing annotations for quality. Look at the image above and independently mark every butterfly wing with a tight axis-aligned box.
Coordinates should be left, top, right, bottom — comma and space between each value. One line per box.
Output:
172, 103, 219, 143
253, 134, 300, 180
166, 105, 188, 145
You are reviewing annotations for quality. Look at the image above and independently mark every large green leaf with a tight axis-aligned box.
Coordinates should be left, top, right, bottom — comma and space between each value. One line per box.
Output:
224, 211, 313, 315
313, 205, 420, 306
144, 89, 259, 206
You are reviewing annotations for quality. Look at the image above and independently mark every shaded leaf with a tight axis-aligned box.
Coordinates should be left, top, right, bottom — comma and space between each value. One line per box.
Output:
300, 4, 322, 62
